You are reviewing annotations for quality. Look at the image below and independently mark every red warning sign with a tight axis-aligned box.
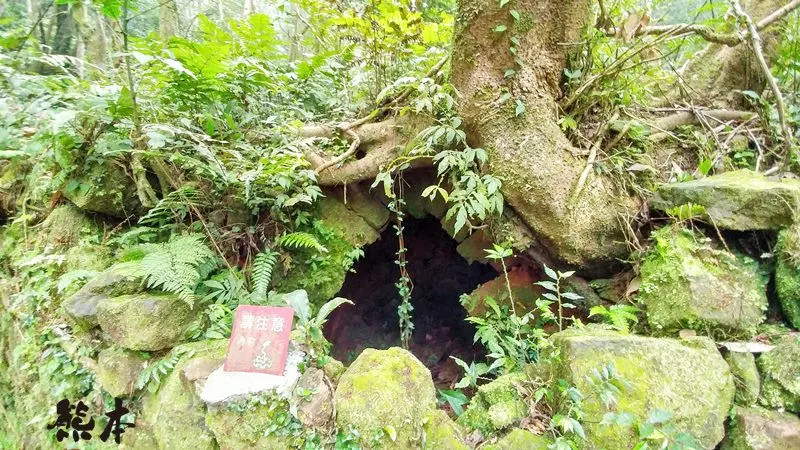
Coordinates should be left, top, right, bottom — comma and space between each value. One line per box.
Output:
223, 305, 294, 375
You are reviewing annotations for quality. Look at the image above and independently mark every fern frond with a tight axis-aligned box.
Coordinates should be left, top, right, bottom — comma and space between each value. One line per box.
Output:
139, 186, 206, 227
251, 250, 278, 297
136, 346, 195, 393
132, 234, 218, 308
276, 232, 327, 253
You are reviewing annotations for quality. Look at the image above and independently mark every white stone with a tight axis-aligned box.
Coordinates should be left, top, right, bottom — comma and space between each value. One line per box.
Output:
719, 341, 776, 353
200, 344, 305, 405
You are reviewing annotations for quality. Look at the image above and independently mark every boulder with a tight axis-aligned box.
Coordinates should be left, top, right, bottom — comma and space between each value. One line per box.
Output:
290, 367, 333, 429
318, 196, 379, 247
63, 158, 143, 218
457, 372, 529, 434
552, 330, 735, 449
63, 244, 113, 273
649, 169, 800, 230
639, 226, 767, 338
721, 406, 800, 450
324, 185, 390, 230
273, 229, 355, 305
321, 357, 345, 382
63, 265, 143, 328
95, 346, 144, 397
423, 410, 469, 450
465, 267, 541, 317
774, 226, 800, 328
120, 422, 160, 450
96, 293, 195, 351
480, 429, 552, 450
758, 335, 800, 413
725, 351, 761, 406
334, 347, 436, 448
200, 344, 305, 405
37, 205, 102, 250
206, 397, 300, 449
0, 161, 24, 217
142, 340, 227, 450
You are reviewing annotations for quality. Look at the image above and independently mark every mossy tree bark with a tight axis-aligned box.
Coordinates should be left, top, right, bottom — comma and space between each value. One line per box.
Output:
451, 0, 639, 268
680, 0, 784, 108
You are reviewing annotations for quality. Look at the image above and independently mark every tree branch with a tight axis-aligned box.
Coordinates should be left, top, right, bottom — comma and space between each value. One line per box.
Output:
732, 0, 794, 169
649, 109, 757, 141
604, 0, 800, 46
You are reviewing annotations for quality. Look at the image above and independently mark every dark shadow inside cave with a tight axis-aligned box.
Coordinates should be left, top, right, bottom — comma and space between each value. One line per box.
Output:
324, 217, 497, 387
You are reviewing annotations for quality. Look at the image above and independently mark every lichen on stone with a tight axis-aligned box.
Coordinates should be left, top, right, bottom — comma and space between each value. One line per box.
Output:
774, 225, 800, 328
480, 428, 552, 450
551, 330, 734, 449
334, 347, 436, 449
725, 351, 761, 407
721, 406, 800, 450
757, 335, 800, 413
142, 339, 227, 450
96, 293, 196, 351
457, 372, 529, 435
639, 225, 767, 339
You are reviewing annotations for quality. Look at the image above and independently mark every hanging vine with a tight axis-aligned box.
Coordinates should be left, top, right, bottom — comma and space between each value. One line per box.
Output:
390, 172, 414, 349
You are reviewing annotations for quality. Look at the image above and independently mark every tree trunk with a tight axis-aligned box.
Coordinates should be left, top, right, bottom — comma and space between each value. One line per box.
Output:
51, 3, 76, 55
680, 0, 784, 108
451, 0, 638, 269
159, 0, 181, 40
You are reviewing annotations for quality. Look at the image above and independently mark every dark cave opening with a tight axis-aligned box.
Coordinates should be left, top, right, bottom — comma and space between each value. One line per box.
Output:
324, 217, 497, 387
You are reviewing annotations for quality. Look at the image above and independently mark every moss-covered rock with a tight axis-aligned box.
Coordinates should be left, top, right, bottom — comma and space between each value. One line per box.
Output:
96, 346, 144, 397
721, 406, 800, 450
323, 185, 390, 230
552, 330, 734, 449
321, 357, 345, 382
423, 410, 469, 450
143, 340, 227, 450
757, 335, 800, 413
774, 226, 800, 328
334, 347, 436, 448
206, 396, 303, 450
63, 158, 143, 218
318, 197, 379, 247
121, 423, 160, 450
96, 293, 195, 351
639, 226, 767, 338
64, 244, 114, 273
63, 264, 143, 328
480, 429, 552, 450
38, 204, 104, 250
457, 372, 528, 434
290, 367, 333, 429
273, 233, 353, 305
0, 161, 25, 217
725, 351, 761, 406
649, 169, 800, 230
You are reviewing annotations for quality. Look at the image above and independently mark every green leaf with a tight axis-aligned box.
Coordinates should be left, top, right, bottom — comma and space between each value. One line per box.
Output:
494, 25, 508, 33
499, 0, 510, 7
438, 389, 468, 416
514, 99, 525, 117
510, 10, 520, 21
315, 297, 353, 326
384, 425, 397, 442
647, 408, 673, 425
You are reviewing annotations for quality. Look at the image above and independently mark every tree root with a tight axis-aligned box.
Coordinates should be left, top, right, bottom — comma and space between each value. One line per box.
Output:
299, 116, 433, 186
649, 109, 757, 141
